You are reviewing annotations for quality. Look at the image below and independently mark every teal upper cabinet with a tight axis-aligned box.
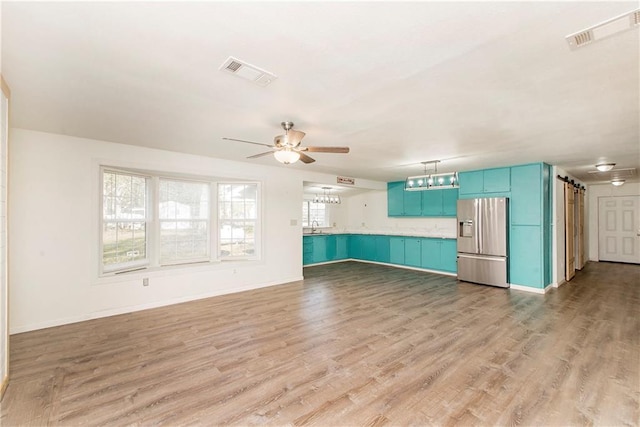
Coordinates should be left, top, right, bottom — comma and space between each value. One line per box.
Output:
387, 181, 405, 216
387, 181, 457, 217
404, 191, 422, 216
442, 189, 458, 216
459, 167, 510, 196
511, 163, 542, 226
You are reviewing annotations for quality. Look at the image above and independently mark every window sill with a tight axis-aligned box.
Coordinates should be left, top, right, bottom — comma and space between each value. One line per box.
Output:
94, 257, 261, 285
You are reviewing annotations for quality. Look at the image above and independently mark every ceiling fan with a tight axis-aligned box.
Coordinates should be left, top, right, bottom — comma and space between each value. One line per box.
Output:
222, 121, 350, 165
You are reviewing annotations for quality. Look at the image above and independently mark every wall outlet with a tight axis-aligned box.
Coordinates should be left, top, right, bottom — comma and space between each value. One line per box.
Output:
143, 278, 149, 286
290, 219, 297, 226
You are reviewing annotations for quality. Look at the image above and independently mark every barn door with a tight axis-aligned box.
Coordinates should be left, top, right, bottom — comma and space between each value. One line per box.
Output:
598, 196, 640, 264
576, 188, 585, 270
565, 183, 575, 281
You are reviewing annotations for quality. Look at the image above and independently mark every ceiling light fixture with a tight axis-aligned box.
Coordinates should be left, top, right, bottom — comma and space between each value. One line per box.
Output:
596, 163, 616, 172
611, 179, 625, 186
405, 160, 458, 191
314, 187, 341, 204
273, 147, 300, 164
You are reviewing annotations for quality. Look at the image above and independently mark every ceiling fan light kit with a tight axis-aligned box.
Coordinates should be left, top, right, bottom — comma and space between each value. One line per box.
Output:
595, 163, 615, 172
405, 160, 459, 191
223, 121, 350, 165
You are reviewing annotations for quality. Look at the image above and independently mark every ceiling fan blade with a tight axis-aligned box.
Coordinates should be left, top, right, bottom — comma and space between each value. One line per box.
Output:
299, 152, 316, 164
247, 151, 275, 159
303, 146, 350, 153
222, 137, 274, 148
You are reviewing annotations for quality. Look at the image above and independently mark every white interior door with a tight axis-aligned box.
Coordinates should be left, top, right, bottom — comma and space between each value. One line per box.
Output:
598, 196, 640, 264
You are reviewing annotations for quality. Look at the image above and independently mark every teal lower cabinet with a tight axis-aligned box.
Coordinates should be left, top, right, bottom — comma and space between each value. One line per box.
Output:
304, 234, 457, 274
335, 235, 349, 259
375, 235, 390, 263
303, 237, 313, 265
420, 239, 457, 273
361, 235, 377, 261
349, 234, 363, 259
404, 238, 422, 267
440, 240, 457, 273
312, 235, 328, 264
389, 237, 405, 264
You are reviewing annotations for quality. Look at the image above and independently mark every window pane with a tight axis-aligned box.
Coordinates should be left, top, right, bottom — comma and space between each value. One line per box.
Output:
218, 183, 258, 258
102, 170, 148, 271
159, 179, 210, 264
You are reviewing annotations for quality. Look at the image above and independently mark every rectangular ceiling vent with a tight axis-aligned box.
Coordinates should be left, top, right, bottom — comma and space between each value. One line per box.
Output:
219, 56, 277, 87
566, 8, 640, 50
587, 168, 636, 180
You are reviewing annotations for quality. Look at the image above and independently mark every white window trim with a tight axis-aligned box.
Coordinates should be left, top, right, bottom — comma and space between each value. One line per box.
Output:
98, 166, 261, 277
217, 182, 261, 261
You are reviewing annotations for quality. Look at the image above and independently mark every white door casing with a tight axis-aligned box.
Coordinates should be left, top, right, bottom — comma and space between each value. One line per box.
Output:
598, 196, 640, 264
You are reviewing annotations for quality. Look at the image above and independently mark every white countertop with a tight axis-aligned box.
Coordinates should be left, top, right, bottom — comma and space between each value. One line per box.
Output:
303, 229, 456, 239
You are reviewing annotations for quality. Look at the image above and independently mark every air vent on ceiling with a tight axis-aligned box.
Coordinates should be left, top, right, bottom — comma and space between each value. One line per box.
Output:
587, 167, 636, 180
219, 56, 277, 87
566, 8, 640, 50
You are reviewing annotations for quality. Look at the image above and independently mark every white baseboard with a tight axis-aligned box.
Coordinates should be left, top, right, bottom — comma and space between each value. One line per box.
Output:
10, 275, 304, 334
509, 283, 553, 294
305, 259, 457, 277
552, 279, 566, 288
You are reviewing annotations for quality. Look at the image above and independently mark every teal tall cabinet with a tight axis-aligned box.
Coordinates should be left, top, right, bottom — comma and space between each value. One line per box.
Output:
458, 163, 552, 290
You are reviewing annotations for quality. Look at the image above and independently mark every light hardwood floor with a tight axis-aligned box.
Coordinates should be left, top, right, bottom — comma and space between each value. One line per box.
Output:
1, 261, 638, 426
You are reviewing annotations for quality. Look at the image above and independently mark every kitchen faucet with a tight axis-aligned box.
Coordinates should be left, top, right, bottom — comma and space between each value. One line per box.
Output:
311, 220, 319, 233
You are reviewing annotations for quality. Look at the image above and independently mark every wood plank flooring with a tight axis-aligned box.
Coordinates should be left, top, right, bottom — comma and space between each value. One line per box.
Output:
1, 261, 638, 426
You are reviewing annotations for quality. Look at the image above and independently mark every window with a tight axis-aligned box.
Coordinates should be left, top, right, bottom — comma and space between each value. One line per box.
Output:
302, 201, 328, 227
102, 170, 149, 272
218, 183, 258, 258
100, 168, 260, 275
159, 179, 210, 265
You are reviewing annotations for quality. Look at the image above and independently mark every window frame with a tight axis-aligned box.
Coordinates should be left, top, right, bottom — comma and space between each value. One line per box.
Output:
302, 199, 330, 228
99, 166, 261, 276
100, 167, 151, 274
217, 182, 261, 261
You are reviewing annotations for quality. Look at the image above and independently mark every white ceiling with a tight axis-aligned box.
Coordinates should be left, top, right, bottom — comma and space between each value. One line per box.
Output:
2, 1, 639, 185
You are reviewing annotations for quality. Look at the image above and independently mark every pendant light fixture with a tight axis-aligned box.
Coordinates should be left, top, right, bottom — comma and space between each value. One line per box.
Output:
405, 160, 458, 191
313, 187, 341, 204
611, 179, 625, 186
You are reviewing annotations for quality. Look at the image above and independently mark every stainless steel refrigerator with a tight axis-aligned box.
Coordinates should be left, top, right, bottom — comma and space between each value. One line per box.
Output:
457, 197, 509, 288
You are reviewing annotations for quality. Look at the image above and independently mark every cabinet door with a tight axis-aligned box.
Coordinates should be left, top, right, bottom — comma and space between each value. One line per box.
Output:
404, 191, 422, 216
421, 239, 441, 270
442, 189, 458, 216
387, 181, 404, 216
361, 235, 376, 261
326, 235, 337, 261
510, 225, 542, 287
421, 190, 443, 216
303, 237, 314, 265
390, 238, 405, 265
440, 240, 458, 272
349, 234, 363, 259
483, 168, 510, 193
312, 236, 327, 263
404, 238, 422, 267
511, 164, 542, 225
335, 235, 349, 259
375, 235, 390, 263
458, 171, 484, 195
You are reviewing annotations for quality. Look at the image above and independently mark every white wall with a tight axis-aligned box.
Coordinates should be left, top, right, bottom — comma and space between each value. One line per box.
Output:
8, 129, 367, 333
343, 190, 457, 237
587, 182, 640, 261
